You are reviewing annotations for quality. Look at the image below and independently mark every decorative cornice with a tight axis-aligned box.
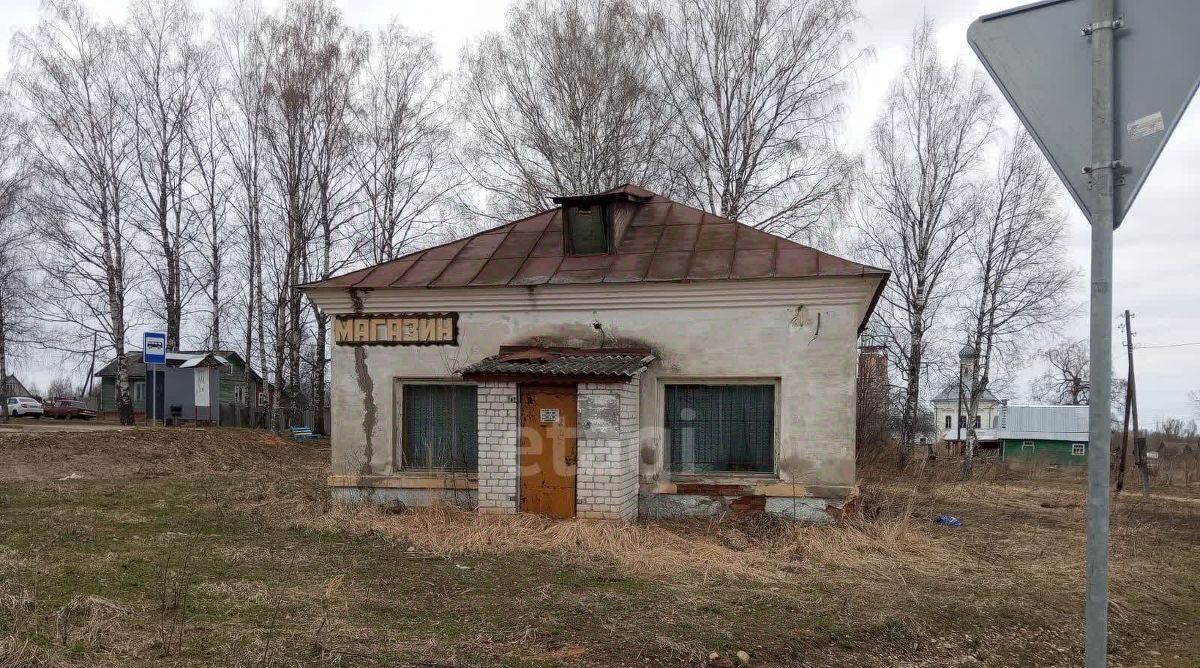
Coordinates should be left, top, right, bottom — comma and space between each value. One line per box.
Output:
304, 276, 883, 315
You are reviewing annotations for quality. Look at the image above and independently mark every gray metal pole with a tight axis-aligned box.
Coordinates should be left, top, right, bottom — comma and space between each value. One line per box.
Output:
1085, 0, 1116, 665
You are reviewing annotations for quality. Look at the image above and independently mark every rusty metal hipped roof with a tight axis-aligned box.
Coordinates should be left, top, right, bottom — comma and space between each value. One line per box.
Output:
303, 185, 888, 291
460, 348, 654, 381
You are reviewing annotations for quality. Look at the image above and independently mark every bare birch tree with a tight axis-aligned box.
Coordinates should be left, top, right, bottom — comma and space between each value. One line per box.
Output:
305, 18, 365, 435
651, 0, 861, 240
857, 20, 996, 460
124, 0, 204, 351
355, 23, 456, 263
260, 0, 353, 427
215, 2, 270, 395
959, 128, 1075, 477
187, 56, 232, 351
0, 97, 34, 421
12, 0, 138, 424
459, 0, 666, 219
1032, 339, 1090, 406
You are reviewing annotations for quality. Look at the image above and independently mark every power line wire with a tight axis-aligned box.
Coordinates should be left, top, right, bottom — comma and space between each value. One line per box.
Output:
1132, 341, 1200, 350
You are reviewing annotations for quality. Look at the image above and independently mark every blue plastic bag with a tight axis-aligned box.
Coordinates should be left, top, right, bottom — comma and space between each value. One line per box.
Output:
934, 515, 962, 527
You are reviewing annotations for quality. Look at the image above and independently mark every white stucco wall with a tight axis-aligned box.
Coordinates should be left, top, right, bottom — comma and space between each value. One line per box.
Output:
933, 400, 1001, 441
310, 277, 882, 495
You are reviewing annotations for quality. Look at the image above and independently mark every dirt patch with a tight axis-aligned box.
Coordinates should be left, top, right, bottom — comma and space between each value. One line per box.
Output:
0, 427, 327, 482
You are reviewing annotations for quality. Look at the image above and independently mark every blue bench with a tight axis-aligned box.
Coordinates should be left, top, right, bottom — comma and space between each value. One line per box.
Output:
289, 425, 319, 441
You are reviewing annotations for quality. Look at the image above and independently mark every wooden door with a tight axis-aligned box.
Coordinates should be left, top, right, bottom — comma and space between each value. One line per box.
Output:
520, 385, 577, 519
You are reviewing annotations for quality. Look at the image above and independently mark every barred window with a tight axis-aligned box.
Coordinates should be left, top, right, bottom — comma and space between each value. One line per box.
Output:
665, 384, 774, 474
402, 384, 478, 472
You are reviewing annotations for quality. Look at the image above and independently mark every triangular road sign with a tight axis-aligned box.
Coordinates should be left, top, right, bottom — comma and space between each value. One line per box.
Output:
968, 0, 1200, 227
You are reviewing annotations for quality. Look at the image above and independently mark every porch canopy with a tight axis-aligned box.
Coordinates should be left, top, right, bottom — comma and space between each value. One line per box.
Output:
459, 346, 653, 384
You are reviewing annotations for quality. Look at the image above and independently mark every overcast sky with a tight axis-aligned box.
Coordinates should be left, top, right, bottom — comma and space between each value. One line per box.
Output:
2, 0, 1198, 425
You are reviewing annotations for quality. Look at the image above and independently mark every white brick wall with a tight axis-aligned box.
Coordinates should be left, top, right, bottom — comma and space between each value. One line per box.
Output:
476, 381, 519, 514
475, 378, 641, 519
576, 380, 641, 520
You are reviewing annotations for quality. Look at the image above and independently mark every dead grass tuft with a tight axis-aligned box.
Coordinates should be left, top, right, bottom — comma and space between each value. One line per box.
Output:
55, 595, 128, 646
0, 636, 68, 668
273, 490, 962, 588
191, 580, 271, 605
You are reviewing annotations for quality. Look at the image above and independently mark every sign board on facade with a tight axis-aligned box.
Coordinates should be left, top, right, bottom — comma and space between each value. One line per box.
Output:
579, 393, 620, 439
539, 408, 560, 424
967, 0, 1200, 227
333, 313, 458, 345
143, 332, 167, 365
194, 368, 210, 408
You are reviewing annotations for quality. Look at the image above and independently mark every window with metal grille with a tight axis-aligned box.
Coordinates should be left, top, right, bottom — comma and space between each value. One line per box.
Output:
402, 384, 478, 471
665, 384, 774, 473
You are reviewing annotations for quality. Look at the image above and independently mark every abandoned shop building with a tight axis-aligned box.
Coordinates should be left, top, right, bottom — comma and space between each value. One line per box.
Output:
300, 186, 888, 521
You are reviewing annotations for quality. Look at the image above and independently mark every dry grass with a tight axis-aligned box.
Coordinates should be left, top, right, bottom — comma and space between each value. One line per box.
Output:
2, 427, 1196, 667
270, 484, 964, 589
54, 596, 127, 647
0, 636, 66, 668
0, 427, 326, 483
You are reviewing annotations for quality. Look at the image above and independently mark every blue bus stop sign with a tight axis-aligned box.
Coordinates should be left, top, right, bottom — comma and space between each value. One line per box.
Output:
143, 332, 167, 365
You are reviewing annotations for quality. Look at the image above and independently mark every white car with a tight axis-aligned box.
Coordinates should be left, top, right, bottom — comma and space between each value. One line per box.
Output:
6, 397, 43, 418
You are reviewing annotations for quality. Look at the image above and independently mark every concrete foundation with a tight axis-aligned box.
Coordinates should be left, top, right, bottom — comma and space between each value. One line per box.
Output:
639, 493, 836, 523
331, 486, 478, 509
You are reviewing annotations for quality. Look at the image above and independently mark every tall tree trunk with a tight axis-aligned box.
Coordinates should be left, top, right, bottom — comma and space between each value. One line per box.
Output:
311, 302, 326, 435
270, 296, 285, 432
900, 326, 924, 464
209, 214, 221, 351
0, 290, 8, 422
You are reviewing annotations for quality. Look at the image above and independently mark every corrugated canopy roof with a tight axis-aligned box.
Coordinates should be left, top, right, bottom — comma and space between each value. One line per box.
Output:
301, 186, 887, 291
460, 347, 654, 382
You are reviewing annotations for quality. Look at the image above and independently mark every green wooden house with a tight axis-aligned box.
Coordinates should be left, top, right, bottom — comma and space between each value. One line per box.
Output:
95, 350, 268, 423
998, 404, 1089, 465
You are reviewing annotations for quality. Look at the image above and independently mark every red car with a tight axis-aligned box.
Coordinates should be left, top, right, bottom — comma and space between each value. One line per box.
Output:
44, 399, 97, 420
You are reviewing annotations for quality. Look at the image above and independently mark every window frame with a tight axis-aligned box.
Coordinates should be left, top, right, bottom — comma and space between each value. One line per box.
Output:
1021, 441, 1035, 451
564, 204, 611, 255
1071, 442, 1086, 456
659, 378, 781, 478
393, 379, 479, 475
133, 382, 145, 402
945, 415, 952, 429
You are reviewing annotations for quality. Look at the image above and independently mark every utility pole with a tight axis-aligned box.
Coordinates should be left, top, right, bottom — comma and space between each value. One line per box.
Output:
83, 332, 98, 401
1084, 2, 1117, 666
1115, 310, 1151, 499
1116, 311, 1133, 492
1130, 362, 1149, 501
